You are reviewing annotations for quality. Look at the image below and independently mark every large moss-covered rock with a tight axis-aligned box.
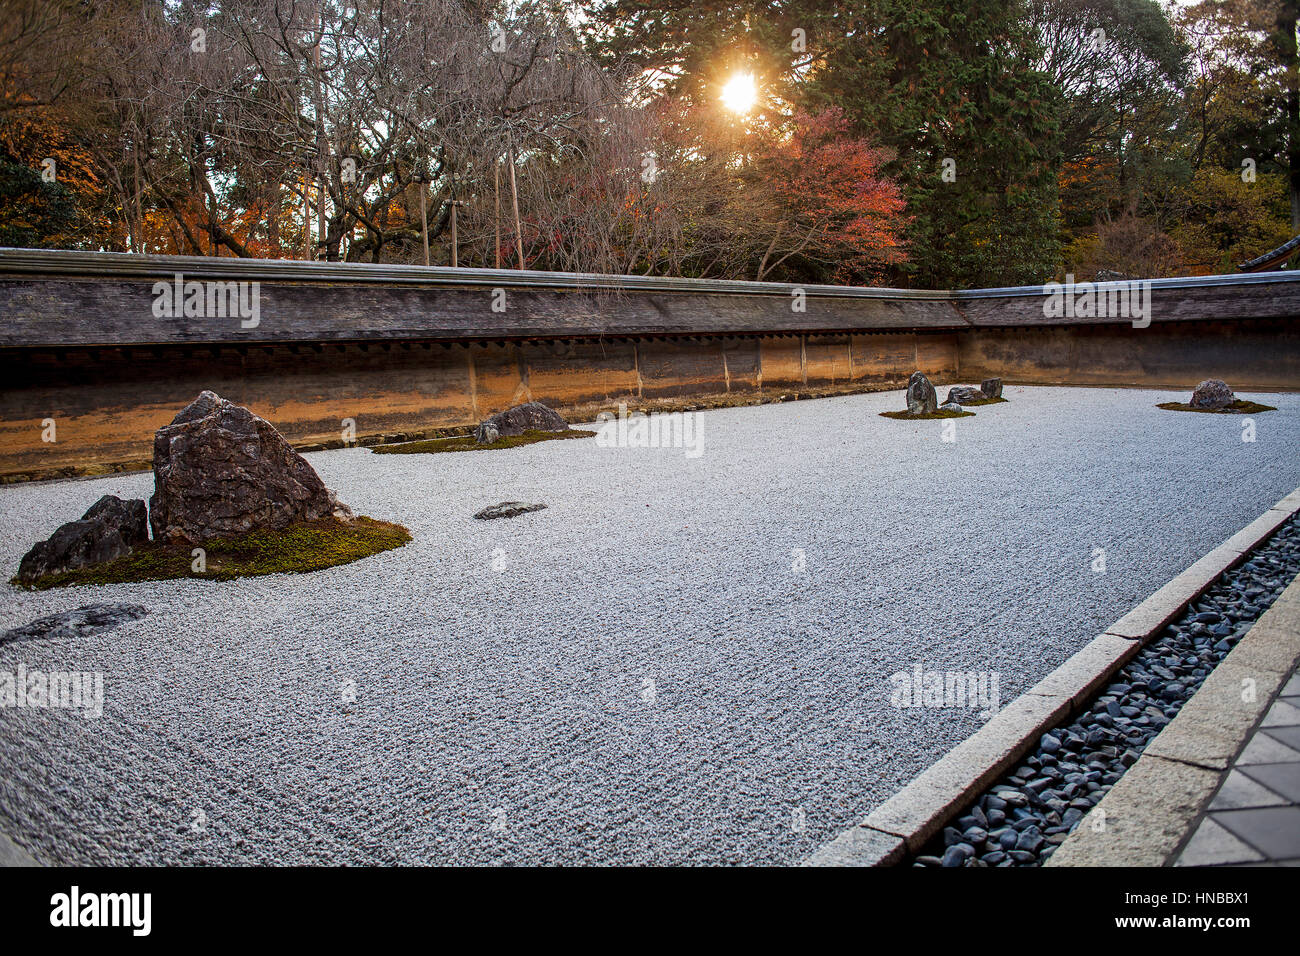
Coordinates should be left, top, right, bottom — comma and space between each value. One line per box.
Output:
150, 391, 351, 545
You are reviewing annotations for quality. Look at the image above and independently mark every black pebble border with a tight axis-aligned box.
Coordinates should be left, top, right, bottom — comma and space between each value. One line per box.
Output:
912, 514, 1300, 867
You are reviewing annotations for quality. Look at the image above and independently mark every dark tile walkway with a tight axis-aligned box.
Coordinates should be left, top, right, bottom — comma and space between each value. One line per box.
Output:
1176, 669, 1300, 866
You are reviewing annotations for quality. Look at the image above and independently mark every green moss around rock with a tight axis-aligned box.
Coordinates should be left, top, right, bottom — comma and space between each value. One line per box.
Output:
879, 409, 976, 420
1156, 400, 1277, 415
962, 396, 1009, 407
371, 428, 596, 455
13, 517, 411, 591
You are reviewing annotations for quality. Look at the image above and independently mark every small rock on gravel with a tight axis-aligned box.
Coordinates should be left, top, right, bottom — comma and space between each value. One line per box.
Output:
473, 502, 548, 521
945, 386, 986, 405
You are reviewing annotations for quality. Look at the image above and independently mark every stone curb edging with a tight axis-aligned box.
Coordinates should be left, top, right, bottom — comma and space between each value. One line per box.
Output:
0, 831, 39, 867
803, 487, 1300, 867
1044, 578, 1300, 867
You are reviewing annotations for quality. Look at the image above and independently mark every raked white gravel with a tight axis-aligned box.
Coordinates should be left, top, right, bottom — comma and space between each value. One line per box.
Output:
1, 385, 1297, 865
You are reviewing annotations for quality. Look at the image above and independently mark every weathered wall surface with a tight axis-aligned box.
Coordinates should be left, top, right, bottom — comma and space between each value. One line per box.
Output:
0, 332, 960, 478
0, 250, 1295, 481
958, 319, 1300, 388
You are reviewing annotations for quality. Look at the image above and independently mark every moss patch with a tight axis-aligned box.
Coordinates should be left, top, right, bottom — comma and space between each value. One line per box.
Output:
879, 409, 976, 420
1156, 400, 1277, 414
962, 396, 1009, 407
13, 517, 411, 591
372, 428, 595, 455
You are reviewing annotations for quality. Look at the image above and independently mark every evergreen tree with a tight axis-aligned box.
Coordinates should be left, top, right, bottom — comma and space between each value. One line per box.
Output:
806, 0, 1062, 287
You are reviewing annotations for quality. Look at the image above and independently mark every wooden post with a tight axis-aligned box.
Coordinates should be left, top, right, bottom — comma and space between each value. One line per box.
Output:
418, 177, 429, 267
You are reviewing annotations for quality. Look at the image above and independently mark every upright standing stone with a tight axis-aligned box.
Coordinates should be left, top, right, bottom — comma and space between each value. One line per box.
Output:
980, 378, 1003, 399
906, 372, 938, 416
150, 391, 351, 545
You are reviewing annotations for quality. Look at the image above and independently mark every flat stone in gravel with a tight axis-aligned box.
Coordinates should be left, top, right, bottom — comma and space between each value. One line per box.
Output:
1, 604, 148, 645
473, 502, 548, 520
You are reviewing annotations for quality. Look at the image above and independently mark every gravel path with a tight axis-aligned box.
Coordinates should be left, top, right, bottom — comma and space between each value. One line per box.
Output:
1, 385, 1298, 866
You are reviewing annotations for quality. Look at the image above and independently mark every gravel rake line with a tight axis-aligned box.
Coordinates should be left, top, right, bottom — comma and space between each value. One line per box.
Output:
3, 387, 1299, 865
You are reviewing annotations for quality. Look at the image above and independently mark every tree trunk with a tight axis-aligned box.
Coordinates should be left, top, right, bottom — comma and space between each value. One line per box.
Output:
1279, 2, 1300, 230
507, 141, 524, 268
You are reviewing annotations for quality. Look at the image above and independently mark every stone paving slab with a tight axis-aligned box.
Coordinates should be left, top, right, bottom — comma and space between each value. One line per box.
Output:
1218, 508, 1297, 561
1262, 699, 1300, 727
1141, 661, 1287, 771
800, 823, 905, 867
1046, 755, 1223, 866
1207, 769, 1289, 811
1176, 817, 1264, 866
1238, 762, 1300, 803
1211, 806, 1300, 860
1025, 633, 1144, 708
1235, 733, 1300, 765
1224, 617, 1300, 678
1104, 561, 1227, 641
